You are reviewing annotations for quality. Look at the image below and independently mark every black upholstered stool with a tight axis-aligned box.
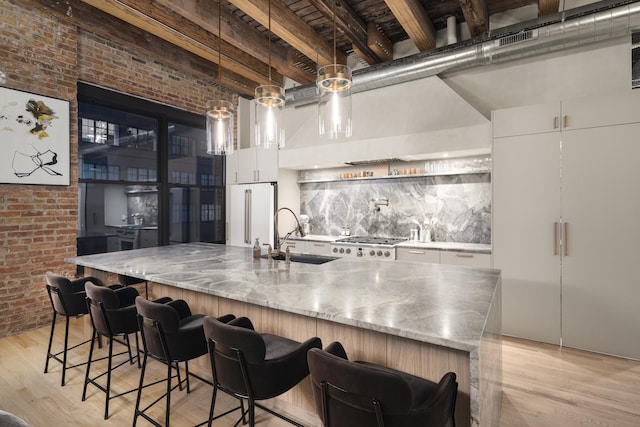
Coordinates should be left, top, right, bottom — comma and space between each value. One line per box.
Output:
203, 316, 322, 427
134, 297, 235, 427
44, 272, 114, 386
307, 342, 458, 427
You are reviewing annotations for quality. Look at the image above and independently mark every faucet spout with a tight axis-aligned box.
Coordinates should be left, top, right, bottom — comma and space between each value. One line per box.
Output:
273, 207, 305, 256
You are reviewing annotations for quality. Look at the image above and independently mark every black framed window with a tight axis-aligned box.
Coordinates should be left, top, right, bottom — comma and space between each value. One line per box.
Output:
77, 83, 225, 256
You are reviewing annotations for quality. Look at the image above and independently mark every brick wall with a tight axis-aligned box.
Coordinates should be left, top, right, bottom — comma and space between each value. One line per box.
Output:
0, 0, 236, 337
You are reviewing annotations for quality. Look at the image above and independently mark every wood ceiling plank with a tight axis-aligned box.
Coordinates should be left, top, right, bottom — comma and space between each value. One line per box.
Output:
459, 0, 489, 37
383, 0, 436, 52
80, 0, 283, 86
154, 0, 314, 84
307, 0, 387, 65
538, 0, 560, 16
228, 0, 344, 67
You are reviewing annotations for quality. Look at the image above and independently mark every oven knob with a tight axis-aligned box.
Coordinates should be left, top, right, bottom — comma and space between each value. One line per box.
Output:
346, 248, 351, 254
376, 250, 383, 257
384, 251, 391, 257
339, 248, 345, 254
357, 251, 363, 257
332, 247, 338, 253
369, 250, 375, 256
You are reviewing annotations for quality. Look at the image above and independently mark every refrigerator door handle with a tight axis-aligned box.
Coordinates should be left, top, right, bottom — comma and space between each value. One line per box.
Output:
244, 189, 252, 244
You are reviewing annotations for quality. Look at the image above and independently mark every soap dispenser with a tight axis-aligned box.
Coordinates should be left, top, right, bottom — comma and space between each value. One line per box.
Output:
253, 238, 261, 259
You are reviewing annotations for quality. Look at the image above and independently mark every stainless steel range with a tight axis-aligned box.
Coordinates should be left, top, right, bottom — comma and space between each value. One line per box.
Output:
330, 236, 407, 260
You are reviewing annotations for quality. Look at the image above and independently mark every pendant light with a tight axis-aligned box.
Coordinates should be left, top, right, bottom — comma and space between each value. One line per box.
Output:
317, 0, 352, 139
254, 0, 285, 149
206, 0, 235, 155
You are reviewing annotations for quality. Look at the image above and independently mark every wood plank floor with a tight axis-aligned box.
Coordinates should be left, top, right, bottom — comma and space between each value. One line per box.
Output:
1, 319, 640, 426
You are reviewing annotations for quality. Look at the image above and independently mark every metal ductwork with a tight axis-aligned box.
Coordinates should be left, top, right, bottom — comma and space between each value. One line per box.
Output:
286, 0, 640, 107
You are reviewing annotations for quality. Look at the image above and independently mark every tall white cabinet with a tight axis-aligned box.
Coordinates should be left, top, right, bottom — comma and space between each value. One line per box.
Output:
493, 91, 640, 359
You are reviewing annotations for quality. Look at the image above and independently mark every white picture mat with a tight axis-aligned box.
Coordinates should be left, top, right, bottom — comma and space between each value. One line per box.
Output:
0, 87, 70, 185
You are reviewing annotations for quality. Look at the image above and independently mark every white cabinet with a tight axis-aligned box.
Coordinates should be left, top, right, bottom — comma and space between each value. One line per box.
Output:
234, 96, 279, 184
226, 151, 239, 184
396, 248, 440, 263
304, 241, 332, 256
237, 147, 279, 183
493, 91, 640, 358
492, 101, 561, 137
493, 131, 561, 344
560, 123, 640, 359
441, 252, 491, 268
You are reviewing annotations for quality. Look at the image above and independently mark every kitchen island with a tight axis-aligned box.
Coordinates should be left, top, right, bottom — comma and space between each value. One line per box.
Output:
66, 242, 501, 427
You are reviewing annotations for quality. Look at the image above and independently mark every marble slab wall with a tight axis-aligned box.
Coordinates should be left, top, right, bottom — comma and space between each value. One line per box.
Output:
300, 173, 491, 244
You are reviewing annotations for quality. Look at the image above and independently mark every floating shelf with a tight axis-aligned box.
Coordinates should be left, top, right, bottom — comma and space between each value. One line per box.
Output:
297, 169, 491, 184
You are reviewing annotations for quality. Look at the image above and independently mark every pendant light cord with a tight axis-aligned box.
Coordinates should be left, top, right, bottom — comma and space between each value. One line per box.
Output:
268, 0, 272, 83
333, 0, 337, 66
218, 0, 222, 95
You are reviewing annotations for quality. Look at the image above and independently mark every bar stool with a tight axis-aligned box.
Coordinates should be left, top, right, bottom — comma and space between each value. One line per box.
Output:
307, 342, 458, 427
117, 274, 148, 299
134, 297, 235, 427
44, 272, 115, 386
82, 282, 171, 419
203, 315, 322, 427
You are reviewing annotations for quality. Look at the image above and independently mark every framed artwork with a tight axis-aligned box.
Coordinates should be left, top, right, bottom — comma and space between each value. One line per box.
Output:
0, 87, 70, 185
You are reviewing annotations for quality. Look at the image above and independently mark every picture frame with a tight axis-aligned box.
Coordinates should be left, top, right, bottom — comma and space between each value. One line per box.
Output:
0, 87, 70, 185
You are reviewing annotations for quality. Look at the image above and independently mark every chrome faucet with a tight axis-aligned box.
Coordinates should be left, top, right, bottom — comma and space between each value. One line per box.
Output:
273, 207, 305, 257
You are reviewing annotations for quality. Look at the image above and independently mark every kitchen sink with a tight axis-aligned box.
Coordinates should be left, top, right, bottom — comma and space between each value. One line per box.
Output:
262, 254, 338, 264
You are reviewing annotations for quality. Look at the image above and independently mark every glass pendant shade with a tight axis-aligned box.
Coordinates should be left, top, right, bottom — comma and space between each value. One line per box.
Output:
318, 64, 352, 139
206, 100, 235, 155
255, 84, 285, 149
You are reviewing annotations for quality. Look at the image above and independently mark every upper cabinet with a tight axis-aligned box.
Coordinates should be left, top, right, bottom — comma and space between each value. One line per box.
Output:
237, 147, 278, 183
493, 91, 640, 139
492, 102, 561, 137
230, 97, 278, 184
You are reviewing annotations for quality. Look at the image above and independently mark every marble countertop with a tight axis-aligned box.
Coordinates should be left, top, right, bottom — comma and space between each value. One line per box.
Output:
66, 243, 500, 352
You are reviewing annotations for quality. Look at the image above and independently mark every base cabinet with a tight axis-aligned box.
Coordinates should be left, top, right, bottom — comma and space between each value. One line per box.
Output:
396, 248, 441, 263
441, 252, 491, 268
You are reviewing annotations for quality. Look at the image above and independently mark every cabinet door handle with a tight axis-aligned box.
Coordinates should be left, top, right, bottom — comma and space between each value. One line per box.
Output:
553, 116, 559, 129
234, 172, 237, 183
256, 170, 260, 181
455, 253, 474, 258
563, 222, 568, 256
409, 250, 426, 254
554, 222, 559, 255
312, 243, 326, 247
563, 115, 568, 128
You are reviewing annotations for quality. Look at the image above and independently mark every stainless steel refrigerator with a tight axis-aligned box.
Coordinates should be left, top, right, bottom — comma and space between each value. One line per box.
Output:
227, 182, 276, 248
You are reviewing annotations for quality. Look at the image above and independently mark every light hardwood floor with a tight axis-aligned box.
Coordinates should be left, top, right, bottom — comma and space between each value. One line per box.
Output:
1, 319, 639, 426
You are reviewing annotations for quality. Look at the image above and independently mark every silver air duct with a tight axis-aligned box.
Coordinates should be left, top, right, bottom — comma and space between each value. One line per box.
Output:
286, 0, 640, 107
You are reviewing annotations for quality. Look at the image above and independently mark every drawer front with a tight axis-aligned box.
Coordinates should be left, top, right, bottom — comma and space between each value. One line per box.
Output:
304, 241, 332, 256
396, 248, 441, 263
441, 252, 491, 268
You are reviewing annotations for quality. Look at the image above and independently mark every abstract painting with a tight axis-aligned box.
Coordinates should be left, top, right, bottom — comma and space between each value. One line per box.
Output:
0, 87, 70, 185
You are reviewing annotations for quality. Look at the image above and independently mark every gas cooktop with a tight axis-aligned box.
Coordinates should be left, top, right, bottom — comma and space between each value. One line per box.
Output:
334, 236, 407, 245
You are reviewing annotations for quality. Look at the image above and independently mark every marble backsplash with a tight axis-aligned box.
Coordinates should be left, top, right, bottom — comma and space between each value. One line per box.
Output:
300, 173, 491, 244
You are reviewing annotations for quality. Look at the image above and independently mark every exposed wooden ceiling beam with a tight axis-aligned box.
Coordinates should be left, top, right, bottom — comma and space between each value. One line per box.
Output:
37, 0, 257, 96
538, 0, 560, 16
367, 23, 393, 62
154, 0, 314, 84
459, 0, 489, 37
307, 0, 391, 65
383, 0, 436, 52
227, 0, 344, 67
80, 0, 283, 86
